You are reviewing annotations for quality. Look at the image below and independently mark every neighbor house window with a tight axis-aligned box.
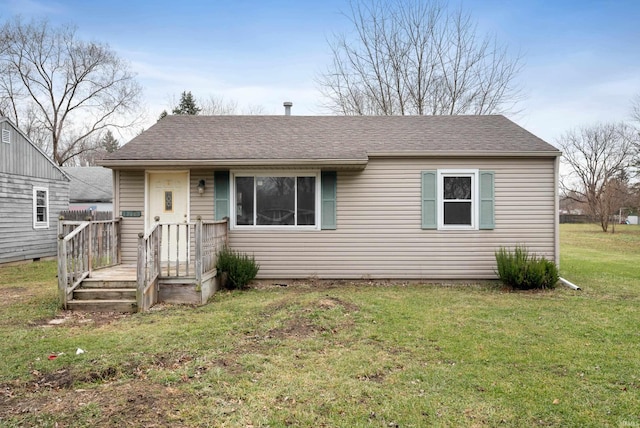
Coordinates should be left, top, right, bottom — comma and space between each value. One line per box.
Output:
233, 172, 318, 228
33, 187, 49, 229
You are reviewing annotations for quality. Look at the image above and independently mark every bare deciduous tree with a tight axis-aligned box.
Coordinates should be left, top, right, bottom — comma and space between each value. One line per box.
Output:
0, 18, 143, 165
631, 93, 640, 123
317, 0, 522, 116
559, 123, 636, 232
165, 93, 268, 116
631, 94, 640, 172
200, 95, 238, 115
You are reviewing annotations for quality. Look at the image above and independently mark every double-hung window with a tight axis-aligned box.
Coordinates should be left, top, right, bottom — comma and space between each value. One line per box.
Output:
232, 172, 319, 229
422, 169, 494, 230
33, 187, 49, 229
439, 171, 477, 229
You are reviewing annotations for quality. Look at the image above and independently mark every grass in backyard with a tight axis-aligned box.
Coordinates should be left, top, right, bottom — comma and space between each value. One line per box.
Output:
0, 224, 639, 427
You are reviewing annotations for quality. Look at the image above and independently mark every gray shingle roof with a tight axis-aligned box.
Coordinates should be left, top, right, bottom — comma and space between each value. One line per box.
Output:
62, 167, 113, 202
102, 115, 559, 166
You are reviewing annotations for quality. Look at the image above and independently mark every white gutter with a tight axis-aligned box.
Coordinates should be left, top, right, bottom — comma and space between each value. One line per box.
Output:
367, 150, 562, 158
559, 277, 581, 290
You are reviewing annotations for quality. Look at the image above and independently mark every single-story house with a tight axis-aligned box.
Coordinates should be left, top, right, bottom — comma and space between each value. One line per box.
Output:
99, 114, 561, 280
0, 117, 70, 265
62, 166, 113, 213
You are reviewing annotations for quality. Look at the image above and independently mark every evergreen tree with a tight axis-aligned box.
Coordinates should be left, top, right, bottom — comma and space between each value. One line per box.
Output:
102, 130, 119, 153
158, 110, 168, 121
172, 91, 201, 115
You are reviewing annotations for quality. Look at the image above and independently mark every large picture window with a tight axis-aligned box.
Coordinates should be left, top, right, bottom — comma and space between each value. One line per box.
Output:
233, 173, 318, 228
33, 187, 49, 229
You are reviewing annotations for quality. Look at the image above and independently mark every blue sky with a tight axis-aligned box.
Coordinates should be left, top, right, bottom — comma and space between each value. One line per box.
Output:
2, 0, 639, 146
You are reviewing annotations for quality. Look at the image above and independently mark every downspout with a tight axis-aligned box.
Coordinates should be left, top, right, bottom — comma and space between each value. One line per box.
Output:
559, 277, 581, 290
554, 155, 560, 268
554, 157, 580, 291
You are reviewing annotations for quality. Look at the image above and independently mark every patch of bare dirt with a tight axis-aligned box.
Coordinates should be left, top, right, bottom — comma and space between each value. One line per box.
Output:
1, 379, 188, 427
30, 310, 132, 328
268, 317, 326, 339
0, 351, 203, 426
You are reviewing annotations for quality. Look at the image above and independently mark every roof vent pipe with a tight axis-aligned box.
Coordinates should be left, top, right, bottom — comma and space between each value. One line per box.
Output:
283, 101, 292, 116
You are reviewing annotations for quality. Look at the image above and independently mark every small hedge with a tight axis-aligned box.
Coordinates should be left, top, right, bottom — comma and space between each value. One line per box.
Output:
495, 245, 559, 290
216, 246, 260, 290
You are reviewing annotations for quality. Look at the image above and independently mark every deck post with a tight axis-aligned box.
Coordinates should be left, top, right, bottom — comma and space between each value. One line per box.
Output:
57, 233, 68, 309
195, 216, 202, 286
116, 217, 122, 265
86, 217, 93, 276
137, 232, 146, 308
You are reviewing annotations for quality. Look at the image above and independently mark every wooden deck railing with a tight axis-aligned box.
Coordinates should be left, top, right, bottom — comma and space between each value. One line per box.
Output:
195, 218, 229, 285
137, 221, 161, 311
57, 218, 122, 309
57, 215, 227, 311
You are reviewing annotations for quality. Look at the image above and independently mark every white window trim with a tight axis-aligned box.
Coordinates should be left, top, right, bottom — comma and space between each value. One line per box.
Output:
33, 186, 49, 229
230, 170, 321, 231
437, 169, 479, 230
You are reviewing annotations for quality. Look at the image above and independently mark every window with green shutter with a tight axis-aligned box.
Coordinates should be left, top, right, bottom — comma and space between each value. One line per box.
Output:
321, 171, 337, 230
421, 171, 437, 229
479, 171, 495, 229
421, 169, 495, 230
214, 171, 230, 220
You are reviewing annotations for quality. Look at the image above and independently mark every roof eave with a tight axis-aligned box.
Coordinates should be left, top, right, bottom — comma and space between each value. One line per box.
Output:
98, 158, 370, 170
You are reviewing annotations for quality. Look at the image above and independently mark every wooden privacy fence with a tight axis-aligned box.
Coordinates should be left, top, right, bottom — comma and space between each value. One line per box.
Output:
59, 210, 113, 221
57, 218, 121, 309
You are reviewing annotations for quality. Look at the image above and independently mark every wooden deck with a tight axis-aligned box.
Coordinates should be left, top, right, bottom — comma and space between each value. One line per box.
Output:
89, 263, 198, 281
90, 264, 137, 281
58, 218, 228, 312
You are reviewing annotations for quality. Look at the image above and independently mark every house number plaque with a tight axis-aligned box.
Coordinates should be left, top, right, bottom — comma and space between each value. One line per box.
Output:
121, 211, 142, 217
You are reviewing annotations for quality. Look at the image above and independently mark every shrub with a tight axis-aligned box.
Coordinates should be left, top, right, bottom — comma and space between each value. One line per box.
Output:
495, 245, 558, 290
216, 246, 260, 290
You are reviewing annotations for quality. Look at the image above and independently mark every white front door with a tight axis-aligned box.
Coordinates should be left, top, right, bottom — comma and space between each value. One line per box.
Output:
147, 171, 189, 262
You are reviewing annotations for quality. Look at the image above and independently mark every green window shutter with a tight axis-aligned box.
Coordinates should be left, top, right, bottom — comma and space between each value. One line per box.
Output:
321, 171, 337, 230
421, 170, 437, 229
479, 171, 495, 230
214, 171, 230, 220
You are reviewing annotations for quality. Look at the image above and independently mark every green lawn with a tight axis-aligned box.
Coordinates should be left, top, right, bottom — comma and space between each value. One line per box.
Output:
0, 224, 639, 427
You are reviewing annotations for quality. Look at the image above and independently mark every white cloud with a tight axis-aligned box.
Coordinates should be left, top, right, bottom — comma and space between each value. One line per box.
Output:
2, 0, 63, 15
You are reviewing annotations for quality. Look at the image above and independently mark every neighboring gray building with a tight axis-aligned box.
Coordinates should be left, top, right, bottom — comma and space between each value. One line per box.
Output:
100, 115, 561, 280
0, 117, 70, 265
62, 166, 113, 212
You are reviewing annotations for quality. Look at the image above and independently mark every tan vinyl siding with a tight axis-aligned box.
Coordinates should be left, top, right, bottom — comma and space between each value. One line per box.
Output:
190, 171, 214, 222
116, 169, 216, 263
228, 157, 557, 279
117, 170, 145, 263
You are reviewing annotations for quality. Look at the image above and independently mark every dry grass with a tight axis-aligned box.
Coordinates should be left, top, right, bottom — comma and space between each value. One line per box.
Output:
0, 224, 639, 427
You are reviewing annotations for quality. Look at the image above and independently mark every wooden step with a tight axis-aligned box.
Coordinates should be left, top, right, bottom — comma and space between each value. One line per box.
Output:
67, 299, 138, 313
80, 279, 137, 289
73, 288, 137, 301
